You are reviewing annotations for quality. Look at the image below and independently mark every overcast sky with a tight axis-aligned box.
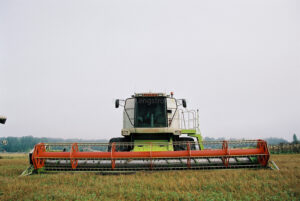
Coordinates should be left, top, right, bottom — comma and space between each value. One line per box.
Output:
0, 0, 299, 141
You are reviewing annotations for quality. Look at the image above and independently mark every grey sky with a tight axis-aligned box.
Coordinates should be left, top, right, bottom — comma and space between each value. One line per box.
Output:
0, 0, 299, 141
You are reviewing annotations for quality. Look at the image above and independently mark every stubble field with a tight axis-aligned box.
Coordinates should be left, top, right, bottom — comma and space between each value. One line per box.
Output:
0, 154, 299, 201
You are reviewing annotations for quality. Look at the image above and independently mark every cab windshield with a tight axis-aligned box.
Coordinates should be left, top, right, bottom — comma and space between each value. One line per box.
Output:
135, 97, 167, 128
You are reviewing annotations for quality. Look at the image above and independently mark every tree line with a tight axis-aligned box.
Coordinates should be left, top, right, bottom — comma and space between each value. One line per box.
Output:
0, 135, 297, 152
203, 136, 290, 145
0, 136, 107, 152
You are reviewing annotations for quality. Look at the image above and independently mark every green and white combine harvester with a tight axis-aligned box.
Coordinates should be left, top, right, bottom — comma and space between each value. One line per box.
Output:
1, 116, 8, 145
26, 92, 270, 174
0, 116, 6, 124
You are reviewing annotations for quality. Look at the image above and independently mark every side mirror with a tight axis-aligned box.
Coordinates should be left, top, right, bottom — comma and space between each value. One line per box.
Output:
182, 99, 187, 108
115, 99, 119, 108
0, 116, 6, 124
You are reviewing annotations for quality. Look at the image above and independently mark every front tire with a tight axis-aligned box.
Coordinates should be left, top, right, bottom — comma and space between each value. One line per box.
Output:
173, 137, 196, 151
107, 137, 131, 152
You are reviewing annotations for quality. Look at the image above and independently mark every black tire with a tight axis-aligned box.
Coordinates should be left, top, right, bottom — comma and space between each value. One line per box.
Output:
107, 137, 131, 152
174, 137, 196, 151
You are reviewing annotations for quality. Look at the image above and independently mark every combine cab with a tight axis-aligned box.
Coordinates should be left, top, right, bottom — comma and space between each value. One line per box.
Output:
28, 93, 270, 173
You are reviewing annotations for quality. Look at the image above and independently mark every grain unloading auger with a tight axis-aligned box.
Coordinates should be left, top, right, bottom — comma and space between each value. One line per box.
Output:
28, 92, 270, 173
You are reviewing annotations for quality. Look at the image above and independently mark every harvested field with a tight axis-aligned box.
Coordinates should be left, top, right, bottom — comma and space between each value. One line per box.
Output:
0, 154, 299, 200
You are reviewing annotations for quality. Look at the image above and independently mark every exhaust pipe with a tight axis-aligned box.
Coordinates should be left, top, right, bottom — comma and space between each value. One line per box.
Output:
0, 116, 7, 124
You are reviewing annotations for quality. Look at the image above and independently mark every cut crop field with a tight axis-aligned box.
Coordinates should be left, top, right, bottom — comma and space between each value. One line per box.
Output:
0, 154, 299, 201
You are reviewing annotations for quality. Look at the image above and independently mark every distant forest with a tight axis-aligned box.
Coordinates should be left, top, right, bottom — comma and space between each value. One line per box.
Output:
0, 135, 291, 153
203, 137, 289, 145
0, 136, 107, 152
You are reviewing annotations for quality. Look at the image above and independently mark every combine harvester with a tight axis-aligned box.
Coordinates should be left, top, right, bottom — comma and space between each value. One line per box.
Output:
1, 116, 8, 145
0, 116, 6, 124
27, 93, 270, 173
